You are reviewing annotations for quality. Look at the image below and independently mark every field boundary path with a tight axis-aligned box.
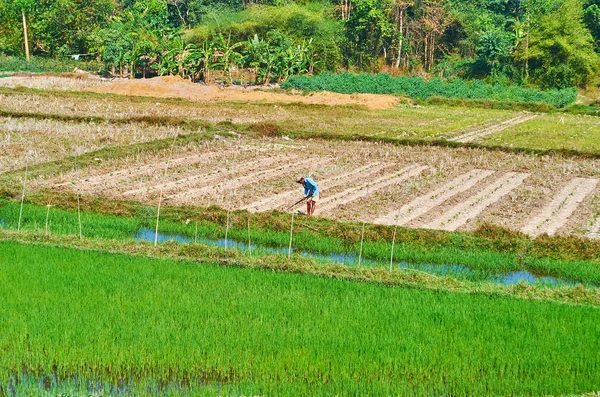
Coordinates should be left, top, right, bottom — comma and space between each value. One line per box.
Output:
120, 154, 294, 198
522, 178, 599, 237
318, 165, 428, 212
448, 113, 537, 143
168, 157, 331, 203
373, 169, 495, 226
425, 172, 530, 231
242, 162, 387, 212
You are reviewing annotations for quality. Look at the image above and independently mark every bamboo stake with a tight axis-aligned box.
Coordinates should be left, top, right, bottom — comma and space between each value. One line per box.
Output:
224, 153, 238, 249
77, 194, 82, 240
17, 156, 29, 233
390, 210, 400, 272
194, 221, 198, 244
22, 9, 30, 62
358, 221, 365, 266
288, 212, 295, 260
225, 203, 231, 249
75, 166, 83, 240
45, 203, 51, 236
154, 133, 179, 246
247, 214, 252, 256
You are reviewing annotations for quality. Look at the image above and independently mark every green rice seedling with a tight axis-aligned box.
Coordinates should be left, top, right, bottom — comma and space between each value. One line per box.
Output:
0, 241, 599, 395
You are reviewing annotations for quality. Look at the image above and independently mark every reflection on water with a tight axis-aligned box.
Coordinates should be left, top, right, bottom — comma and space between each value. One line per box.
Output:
135, 228, 574, 287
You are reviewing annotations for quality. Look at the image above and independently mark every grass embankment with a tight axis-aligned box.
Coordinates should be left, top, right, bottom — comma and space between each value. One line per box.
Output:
1, 241, 599, 395
2, 87, 600, 157
2, 197, 600, 288
282, 72, 578, 108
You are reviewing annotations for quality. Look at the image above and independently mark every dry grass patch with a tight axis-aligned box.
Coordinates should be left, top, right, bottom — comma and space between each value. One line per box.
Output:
0, 117, 191, 173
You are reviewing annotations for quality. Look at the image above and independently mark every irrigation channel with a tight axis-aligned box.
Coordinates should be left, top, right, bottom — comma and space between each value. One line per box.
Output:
135, 228, 576, 287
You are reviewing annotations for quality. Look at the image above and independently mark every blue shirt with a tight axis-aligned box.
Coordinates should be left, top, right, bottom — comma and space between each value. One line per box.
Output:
303, 178, 319, 197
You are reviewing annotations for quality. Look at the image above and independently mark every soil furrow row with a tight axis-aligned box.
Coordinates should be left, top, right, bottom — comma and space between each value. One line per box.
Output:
242, 162, 387, 212
167, 157, 331, 204
319, 165, 428, 212
65, 150, 231, 190
588, 217, 600, 239
374, 169, 495, 226
425, 172, 530, 231
449, 113, 537, 143
522, 178, 599, 237
120, 154, 295, 198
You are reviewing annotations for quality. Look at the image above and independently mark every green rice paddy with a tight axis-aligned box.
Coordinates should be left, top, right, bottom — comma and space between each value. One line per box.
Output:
1, 241, 599, 396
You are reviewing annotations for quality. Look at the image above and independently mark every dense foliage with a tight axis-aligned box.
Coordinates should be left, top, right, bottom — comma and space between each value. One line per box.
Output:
1, 241, 599, 395
282, 72, 578, 106
1, 0, 600, 88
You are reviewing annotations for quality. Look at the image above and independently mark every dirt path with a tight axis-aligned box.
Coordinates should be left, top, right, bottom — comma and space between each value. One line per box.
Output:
373, 169, 495, 226
318, 165, 428, 213
167, 157, 331, 204
425, 172, 530, 231
521, 178, 599, 237
242, 162, 387, 212
448, 113, 537, 143
120, 154, 293, 199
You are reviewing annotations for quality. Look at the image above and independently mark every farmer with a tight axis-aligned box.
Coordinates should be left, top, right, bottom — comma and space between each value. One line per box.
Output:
296, 176, 319, 216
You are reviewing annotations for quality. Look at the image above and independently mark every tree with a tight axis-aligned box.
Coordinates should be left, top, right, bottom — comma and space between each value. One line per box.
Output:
525, 0, 599, 88
584, 0, 600, 50
344, 0, 395, 69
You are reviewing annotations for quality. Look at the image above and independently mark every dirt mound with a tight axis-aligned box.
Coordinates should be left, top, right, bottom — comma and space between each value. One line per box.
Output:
88, 76, 400, 110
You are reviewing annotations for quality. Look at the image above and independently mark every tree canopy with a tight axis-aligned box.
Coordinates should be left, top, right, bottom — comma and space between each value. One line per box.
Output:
1, 0, 599, 89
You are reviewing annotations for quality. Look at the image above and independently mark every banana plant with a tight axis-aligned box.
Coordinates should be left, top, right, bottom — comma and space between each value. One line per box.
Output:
213, 33, 244, 85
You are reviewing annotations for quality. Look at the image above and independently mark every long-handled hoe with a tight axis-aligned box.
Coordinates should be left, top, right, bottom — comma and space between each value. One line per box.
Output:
287, 195, 312, 212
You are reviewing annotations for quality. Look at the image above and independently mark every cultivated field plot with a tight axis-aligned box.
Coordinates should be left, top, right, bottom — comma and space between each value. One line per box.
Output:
0, 116, 191, 172
0, 75, 522, 139
479, 113, 600, 153
39, 136, 600, 239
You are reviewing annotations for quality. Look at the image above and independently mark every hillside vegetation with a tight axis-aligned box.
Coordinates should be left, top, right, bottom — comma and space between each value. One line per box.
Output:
1, 0, 600, 93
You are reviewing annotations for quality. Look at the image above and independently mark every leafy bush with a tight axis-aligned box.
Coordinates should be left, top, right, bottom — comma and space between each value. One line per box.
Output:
282, 73, 578, 108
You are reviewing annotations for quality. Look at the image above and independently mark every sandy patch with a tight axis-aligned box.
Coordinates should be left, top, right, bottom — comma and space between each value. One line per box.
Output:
87, 76, 401, 110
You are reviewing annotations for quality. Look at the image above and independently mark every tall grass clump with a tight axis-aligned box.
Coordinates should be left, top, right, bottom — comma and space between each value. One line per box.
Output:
282, 73, 578, 108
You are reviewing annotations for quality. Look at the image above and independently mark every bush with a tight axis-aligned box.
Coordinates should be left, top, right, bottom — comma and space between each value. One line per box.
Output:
281, 72, 578, 108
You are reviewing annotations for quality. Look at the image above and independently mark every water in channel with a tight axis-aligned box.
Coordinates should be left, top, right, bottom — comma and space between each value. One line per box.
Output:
135, 228, 576, 287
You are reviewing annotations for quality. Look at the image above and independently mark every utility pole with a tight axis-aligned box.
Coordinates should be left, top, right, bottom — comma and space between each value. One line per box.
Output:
22, 8, 30, 61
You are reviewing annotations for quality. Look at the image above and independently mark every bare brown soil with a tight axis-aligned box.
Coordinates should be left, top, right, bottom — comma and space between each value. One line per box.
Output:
88, 76, 401, 110
521, 178, 599, 237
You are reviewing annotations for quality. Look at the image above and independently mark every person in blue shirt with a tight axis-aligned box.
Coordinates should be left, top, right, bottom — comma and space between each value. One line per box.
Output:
296, 177, 319, 216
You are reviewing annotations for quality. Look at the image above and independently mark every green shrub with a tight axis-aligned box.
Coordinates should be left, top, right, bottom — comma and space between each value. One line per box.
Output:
282, 73, 578, 108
